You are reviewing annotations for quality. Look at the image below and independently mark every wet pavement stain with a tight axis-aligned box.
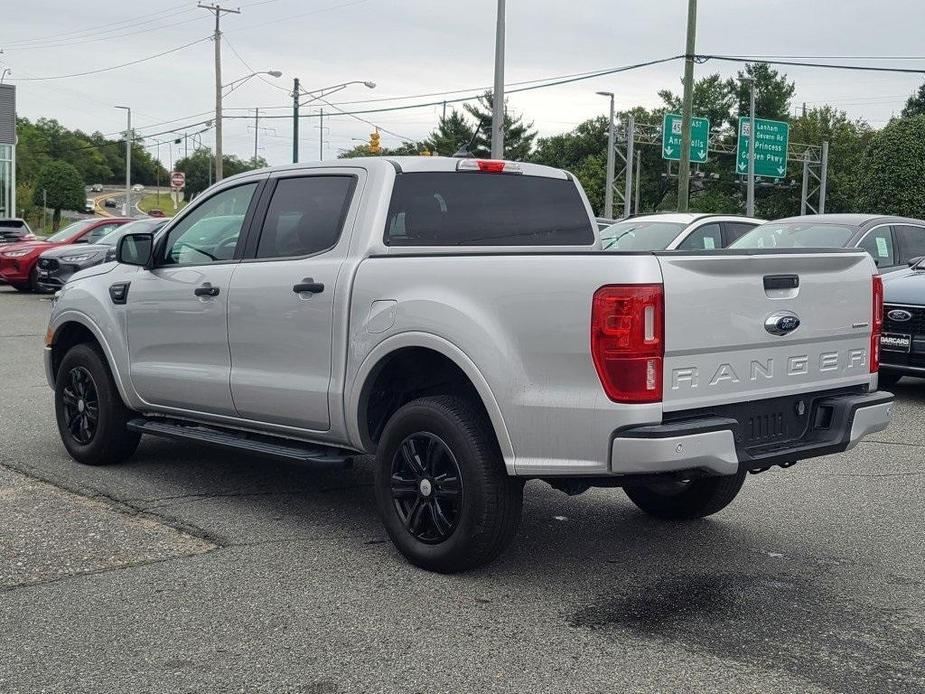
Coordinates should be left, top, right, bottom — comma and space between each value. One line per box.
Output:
570, 572, 925, 694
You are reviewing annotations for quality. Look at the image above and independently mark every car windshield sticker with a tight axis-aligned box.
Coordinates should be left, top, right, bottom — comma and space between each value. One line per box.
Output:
876, 236, 889, 258
704, 236, 716, 249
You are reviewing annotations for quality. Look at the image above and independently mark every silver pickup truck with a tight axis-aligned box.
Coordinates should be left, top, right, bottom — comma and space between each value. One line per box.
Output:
44, 156, 893, 572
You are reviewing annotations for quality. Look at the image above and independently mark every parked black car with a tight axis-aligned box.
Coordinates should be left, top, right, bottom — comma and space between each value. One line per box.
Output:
35, 218, 167, 292
880, 262, 925, 386
0, 218, 36, 245
731, 214, 925, 273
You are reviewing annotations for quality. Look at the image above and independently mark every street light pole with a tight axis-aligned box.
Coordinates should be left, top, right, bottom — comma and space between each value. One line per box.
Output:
491, 0, 506, 159
676, 0, 698, 212
746, 78, 756, 217
115, 106, 131, 217
597, 92, 615, 219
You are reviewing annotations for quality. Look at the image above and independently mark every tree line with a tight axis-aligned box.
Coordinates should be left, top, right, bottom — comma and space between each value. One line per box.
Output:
341, 64, 925, 221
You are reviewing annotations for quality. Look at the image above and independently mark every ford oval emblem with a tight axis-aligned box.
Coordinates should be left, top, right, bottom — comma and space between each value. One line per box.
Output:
765, 311, 801, 336
888, 309, 913, 322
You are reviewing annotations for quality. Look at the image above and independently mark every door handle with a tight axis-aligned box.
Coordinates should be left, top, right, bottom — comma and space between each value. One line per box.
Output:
292, 278, 325, 294
194, 283, 220, 297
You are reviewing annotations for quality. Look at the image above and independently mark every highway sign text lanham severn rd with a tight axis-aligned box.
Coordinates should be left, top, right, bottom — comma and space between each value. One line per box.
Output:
736, 116, 790, 178
662, 113, 709, 163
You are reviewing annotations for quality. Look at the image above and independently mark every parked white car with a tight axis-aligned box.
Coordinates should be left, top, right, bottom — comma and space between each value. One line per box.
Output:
44, 157, 892, 572
601, 213, 764, 251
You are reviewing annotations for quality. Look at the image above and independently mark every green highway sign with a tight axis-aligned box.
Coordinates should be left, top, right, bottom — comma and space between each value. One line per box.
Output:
736, 116, 790, 178
662, 113, 709, 163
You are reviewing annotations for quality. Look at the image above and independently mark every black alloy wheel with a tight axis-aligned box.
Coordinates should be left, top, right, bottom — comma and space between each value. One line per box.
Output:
390, 432, 463, 543
60, 366, 99, 445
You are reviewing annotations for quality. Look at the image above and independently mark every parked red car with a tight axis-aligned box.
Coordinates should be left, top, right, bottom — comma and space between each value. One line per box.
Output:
0, 217, 132, 292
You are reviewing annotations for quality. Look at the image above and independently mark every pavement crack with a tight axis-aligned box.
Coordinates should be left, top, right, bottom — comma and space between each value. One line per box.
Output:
0, 459, 230, 549
125, 484, 372, 509
0, 547, 221, 595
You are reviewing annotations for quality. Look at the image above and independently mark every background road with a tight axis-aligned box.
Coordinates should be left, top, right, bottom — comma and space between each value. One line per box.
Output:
0, 286, 922, 694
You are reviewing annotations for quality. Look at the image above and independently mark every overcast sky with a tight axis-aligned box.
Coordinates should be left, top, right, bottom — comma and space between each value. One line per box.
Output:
4, 0, 925, 168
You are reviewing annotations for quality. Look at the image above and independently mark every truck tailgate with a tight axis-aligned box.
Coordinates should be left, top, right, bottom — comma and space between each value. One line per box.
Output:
658, 251, 876, 412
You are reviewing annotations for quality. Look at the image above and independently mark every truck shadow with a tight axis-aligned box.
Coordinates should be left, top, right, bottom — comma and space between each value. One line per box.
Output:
118, 437, 924, 694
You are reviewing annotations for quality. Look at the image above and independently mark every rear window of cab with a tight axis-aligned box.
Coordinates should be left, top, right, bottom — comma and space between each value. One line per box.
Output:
384, 172, 594, 246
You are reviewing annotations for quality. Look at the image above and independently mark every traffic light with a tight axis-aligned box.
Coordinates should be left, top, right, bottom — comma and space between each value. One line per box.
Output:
369, 130, 381, 155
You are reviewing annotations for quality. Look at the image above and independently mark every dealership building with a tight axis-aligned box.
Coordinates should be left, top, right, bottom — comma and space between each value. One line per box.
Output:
0, 84, 15, 218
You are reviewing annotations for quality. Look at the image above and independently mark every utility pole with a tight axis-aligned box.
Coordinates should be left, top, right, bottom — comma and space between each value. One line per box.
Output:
623, 115, 635, 218
491, 0, 506, 159
292, 77, 300, 163
115, 106, 131, 217
819, 141, 829, 213
746, 78, 756, 217
676, 0, 697, 212
597, 92, 615, 219
253, 108, 259, 160
319, 108, 324, 160
199, 3, 240, 182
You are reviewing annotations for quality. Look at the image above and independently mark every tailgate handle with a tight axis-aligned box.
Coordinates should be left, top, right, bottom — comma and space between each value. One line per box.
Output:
764, 274, 799, 290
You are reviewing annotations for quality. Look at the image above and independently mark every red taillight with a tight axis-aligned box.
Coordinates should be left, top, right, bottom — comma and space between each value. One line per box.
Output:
591, 284, 664, 403
871, 274, 883, 373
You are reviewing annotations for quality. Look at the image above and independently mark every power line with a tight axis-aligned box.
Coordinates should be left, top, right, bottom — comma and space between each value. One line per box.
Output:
699, 55, 925, 75
222, 55, 686, 121
6, 36, 211, 81
222, 36, 290, 94
0, 2, 196, 47
226, 0, 372, 33
1, 10, 202, 52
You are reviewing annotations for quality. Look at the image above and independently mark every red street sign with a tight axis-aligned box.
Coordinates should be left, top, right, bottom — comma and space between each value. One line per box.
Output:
170, 171, 186, 189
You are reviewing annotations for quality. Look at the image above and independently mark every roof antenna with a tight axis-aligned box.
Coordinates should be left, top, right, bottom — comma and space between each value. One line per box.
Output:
453, 118, 488, 158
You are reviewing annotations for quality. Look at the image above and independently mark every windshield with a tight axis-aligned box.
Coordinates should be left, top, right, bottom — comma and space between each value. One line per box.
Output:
600, 221, 686, 251
44, 219, 97, 243
731, 222, 857, 249
97, 219, 165, 246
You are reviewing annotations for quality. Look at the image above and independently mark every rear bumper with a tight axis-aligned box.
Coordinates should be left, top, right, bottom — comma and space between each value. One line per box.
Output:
610, 391, 893, 476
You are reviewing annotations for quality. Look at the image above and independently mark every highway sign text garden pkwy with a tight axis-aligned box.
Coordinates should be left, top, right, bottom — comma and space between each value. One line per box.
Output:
662, 113, 709, 163
737, 116, 790, 178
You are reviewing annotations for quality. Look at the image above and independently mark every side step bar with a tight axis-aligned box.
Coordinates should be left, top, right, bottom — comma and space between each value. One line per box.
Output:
127, 418, 353, 467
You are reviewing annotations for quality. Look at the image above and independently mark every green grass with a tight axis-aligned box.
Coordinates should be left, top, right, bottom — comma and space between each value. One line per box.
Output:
138, 191, 187, 216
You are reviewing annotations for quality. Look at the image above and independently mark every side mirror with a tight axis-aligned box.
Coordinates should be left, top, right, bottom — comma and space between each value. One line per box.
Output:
117, 232, 154, 267
907, 256, 924, 267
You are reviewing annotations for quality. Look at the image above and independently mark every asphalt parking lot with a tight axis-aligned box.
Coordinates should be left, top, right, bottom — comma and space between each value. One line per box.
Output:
0, 284, 922, 694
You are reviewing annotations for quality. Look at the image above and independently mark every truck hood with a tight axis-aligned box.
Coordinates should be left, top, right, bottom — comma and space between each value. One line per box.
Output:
1, 240, 56, 254
70, 262, 118, 283
40, 243, 110, 259
882, 267, 925, 306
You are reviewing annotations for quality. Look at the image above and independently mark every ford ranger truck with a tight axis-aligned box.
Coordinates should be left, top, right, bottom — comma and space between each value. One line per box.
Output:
43, 157, 894, 573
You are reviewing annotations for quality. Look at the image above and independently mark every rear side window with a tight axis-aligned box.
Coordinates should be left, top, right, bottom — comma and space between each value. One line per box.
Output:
724, 221, 757, 244
895, 225, 925, 263
678, 223, 723, 250
256, 176, 356, 259
384, 172, 594, 246
858, 226, 896, 267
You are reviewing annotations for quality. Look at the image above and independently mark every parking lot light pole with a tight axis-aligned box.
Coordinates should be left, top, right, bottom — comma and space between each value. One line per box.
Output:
597, 91, 615, 219
746, 78, 756, 217
491, 0, 506, 159
115, 106, 131, 217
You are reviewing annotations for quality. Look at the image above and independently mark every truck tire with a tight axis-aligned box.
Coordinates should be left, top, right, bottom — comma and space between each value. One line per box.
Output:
623, 471, 746, 520
54, 343, 140, 466
374, 395, 523, 573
